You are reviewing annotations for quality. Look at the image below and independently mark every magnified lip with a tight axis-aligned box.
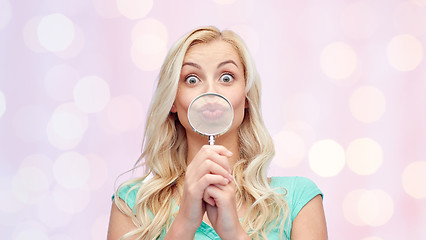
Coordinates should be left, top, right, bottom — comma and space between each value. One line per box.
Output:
200, 103, 226, 120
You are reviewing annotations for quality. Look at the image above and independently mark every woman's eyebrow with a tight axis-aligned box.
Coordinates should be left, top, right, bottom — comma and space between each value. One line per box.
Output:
182, 62, 201, 69
217, 60, 238, 69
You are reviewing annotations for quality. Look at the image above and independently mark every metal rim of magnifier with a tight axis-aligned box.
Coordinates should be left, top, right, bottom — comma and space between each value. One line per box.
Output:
187, 92, 234, 137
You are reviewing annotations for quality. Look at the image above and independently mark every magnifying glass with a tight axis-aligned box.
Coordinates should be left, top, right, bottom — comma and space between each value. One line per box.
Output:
188, 93, 234, 145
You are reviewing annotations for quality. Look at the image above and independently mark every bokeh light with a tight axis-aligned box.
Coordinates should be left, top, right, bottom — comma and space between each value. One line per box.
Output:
0, 0, 11, 29
44, 64, 79, 102
23, 16, 46, 52
53, 151, 90, 189
320, 41, 358, 80
346, 138, 383, 175
99, 94, 145, 134
402, 161, 426, 199
358, 189, 394, 226
37, 13, 75, 52
273, 130, 307, 168
47, 103, 88, 150
131, 18, 168, 71
387, 34, 423, 72
308, 139, 345, 177
350, 85, 386, 123
343, 189, 366, 226
54, 24, 85, 59
117, 0, 153, 19
0, 89, 5, 118
73, 76, 111, 113
93, 0, 121, 18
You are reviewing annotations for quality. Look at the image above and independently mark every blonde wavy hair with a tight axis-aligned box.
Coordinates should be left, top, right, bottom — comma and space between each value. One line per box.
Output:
114, 26, 289, 239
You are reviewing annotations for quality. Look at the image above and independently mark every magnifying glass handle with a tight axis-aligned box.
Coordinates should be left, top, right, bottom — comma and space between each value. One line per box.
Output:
209, 135, 215, 145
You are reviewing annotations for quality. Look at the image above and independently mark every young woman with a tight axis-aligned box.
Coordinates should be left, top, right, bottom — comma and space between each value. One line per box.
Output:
107, 26, 327, 240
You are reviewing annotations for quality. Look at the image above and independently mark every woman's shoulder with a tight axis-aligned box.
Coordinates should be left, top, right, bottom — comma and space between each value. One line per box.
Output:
115, 180, 143, 211
269, 176, 323, 222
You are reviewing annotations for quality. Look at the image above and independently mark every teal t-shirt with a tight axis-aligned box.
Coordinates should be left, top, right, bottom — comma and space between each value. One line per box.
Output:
116, 176, 323, 239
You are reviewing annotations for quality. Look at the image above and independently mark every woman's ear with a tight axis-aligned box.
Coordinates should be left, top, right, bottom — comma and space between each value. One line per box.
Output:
171, 104, 177, 113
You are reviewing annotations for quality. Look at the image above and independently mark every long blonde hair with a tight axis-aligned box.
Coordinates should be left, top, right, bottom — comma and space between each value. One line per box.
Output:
114, 26, 289, 239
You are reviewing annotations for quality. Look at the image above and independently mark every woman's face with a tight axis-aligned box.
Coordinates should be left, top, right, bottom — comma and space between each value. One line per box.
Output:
172, 40, 246, 139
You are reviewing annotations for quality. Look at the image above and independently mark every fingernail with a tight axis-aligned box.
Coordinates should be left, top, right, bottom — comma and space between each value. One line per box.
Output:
227, 150, 233, 156
228, 174, 233, 180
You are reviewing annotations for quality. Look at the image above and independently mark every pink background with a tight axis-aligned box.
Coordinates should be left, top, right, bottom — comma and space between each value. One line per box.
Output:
1, 0, 425, 239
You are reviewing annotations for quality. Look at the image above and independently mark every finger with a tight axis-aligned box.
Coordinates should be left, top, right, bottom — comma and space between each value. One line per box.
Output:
199, 145, 233, 173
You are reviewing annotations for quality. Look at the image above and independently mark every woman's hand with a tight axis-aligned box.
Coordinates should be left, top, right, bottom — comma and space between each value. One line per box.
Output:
166, 145, 234, 239
204, 179, 249, 240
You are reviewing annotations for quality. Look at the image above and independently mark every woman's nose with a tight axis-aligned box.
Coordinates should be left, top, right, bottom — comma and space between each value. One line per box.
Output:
205, 79, 217, 93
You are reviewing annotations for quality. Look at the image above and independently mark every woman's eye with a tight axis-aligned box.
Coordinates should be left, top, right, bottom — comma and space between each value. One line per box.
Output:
185, 75, 200, 84
220, 73, 234, 83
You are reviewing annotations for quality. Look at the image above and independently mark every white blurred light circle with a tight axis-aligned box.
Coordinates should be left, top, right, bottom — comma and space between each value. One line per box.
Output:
402, 161, 426, 199
12, 166, 50, 205
47, 103, 88, 150
53, 185, 91, 214
0, 90, 5, 118
131, 18, 168, 41
350, 86, 386, 123
37, 13, 75, 52
346, 138, 383, 175
100, 94, 145, 134
44, 64, 79, 101
23, 16, 46, 52
13, 221, 49, 240
130, 19, 168, 71
387, 34, 423, 71
93, 0, 120, 18
54, 24, 85, 59
308, 139, 345, 177
343, 189, 366, 226
0, 0, 12, 29
117, 0, 153, 19
73, 76, 111, 113
53, 151, 90, 189
273, 130, 307, 168
358, 189, 394, 226
131, 34, 168, 71
320, 41, 358, 80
